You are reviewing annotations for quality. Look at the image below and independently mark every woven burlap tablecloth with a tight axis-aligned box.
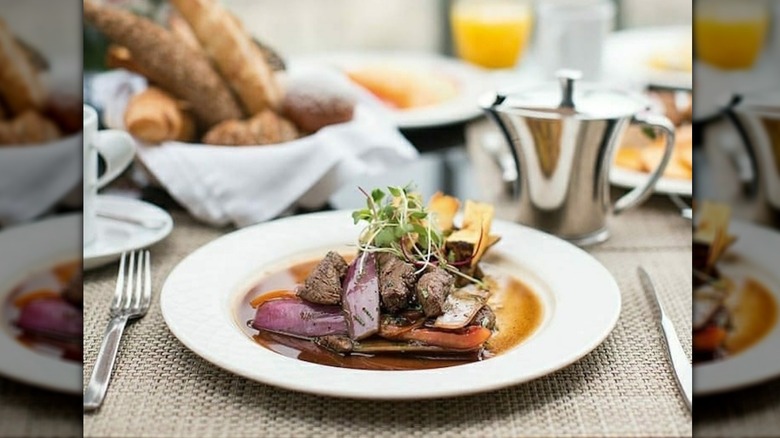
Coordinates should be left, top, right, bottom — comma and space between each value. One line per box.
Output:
81, 196, 693, 438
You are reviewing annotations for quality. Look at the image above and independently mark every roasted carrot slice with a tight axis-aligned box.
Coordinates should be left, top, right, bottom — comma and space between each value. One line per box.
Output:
393, 326, 492, 351
13, 290, 60, 308
249, 289, 296, 308
693, 326, 727, 352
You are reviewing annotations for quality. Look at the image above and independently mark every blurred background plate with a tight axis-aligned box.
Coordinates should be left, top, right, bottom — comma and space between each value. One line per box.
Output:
610, 167, 693, 197
290, 51, 490, 129
0, 214, 81, 394
604, 25, 692, 90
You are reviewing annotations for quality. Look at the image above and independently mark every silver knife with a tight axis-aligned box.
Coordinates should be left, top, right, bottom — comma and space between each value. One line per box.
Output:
638, 267, 692, 410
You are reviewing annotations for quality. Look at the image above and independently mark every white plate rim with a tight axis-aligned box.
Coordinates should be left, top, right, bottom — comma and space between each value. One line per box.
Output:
0, 214, 82, 394
83, 195, 173, 269
289, 51, 489, 129
610, 166, 693, 197
694, 220, 780, 396
160, 210, 621, 399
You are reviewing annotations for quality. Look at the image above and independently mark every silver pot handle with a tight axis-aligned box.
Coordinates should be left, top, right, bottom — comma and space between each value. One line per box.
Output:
613, 112, 676, 214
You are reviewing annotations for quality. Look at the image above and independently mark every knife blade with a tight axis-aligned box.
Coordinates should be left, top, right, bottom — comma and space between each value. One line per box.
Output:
638, 267, 692, 410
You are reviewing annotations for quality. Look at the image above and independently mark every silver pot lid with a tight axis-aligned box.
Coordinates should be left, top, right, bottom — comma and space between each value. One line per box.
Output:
483, 69, 651, 120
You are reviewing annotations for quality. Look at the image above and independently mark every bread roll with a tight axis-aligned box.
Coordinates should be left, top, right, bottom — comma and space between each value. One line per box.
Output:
0, 110, 60, 145
0, 18, 46, 115
203, 110, 298, 146
170, 0, 282, 114
282, 74, 356, 133
124, 87, 195, 144
84, 1, 243, 127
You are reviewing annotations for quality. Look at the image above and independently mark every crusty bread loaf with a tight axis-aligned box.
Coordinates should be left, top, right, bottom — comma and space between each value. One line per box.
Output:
171, 0, 282, 114
168, 13, 202, 53
124, 87, 195, 144
84, 1, 243, 127
0, 18, 46, 115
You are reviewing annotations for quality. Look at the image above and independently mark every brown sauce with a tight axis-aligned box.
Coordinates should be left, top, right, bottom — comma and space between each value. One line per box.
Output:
238, 256, 543, 371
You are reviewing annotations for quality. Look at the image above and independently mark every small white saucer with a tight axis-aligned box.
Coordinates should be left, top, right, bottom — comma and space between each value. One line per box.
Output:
84, 195, 173, 270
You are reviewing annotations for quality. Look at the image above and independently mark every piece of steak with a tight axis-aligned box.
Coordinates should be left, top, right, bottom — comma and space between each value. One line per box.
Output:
377, 252, 416, 313
297, 251, 348, 305
415, 267, 454, 317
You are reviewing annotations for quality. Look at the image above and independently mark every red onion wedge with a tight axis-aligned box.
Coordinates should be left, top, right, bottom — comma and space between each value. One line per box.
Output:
15, 297, 82, 341
252, 298, 348, 338
342, 252, 381, 340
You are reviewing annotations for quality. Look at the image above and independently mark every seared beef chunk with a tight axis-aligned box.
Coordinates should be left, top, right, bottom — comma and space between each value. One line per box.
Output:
470, 306, 496, 330
315, 335, 354, 354
297, 251, 348, 305
63, 271, 83, 307
377, 252, 416, 313
415, 267, 454, 317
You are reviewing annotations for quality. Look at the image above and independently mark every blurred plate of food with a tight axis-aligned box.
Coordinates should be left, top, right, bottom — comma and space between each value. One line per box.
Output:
290, 51, 490, 129
0, 214, 81, 394
611, 90, 693, 197
604, 25, 692, 90
693, 202, 780, 395
160, 187, 621, 399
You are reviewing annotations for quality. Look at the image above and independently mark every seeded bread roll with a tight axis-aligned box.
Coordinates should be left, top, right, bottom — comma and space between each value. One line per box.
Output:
84, 1, 243, 128
170, 0, 282, 114
0, 18, 46, 115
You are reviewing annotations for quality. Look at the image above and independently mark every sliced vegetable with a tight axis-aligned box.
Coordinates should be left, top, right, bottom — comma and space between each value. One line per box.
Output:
249, 289, 296, 308
341, 253, 381, 340
15, 297, 82, 341
693, 325, 727, 352
384, 326, 492, 351
252, 298, 347, 338
433, 290, 485, 329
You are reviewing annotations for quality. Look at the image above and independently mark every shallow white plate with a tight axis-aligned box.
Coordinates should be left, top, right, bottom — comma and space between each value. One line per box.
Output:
610, 166, 693, 197
291, 51, 489, 129
0, 214, 81, 394
694, 220, 780, 396
604, 26, 692, 90
160, 210, 621, 399
84, 195, 173, 270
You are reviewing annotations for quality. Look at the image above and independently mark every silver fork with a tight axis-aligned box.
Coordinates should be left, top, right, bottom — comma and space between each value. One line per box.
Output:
84, 250, 152, 411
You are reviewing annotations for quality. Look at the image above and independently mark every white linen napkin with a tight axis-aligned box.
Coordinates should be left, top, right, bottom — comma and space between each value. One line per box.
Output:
99, 69, 418, 227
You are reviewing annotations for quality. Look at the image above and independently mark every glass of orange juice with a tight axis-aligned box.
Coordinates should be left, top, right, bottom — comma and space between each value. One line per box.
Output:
695, 0, 770, 70
450, 0, 533, 69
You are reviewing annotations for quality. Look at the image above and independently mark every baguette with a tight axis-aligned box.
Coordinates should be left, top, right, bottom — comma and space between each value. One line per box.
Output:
84, 1, 243, 127
171, 0, 282, 114
168, 13, 202, 53
105, 44, 153, 78
0, 18, 46, 115
124, 87, 195, 144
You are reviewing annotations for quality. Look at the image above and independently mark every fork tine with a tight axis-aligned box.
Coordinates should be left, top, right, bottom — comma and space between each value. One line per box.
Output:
142, 250, 152, 312
123, 250, 136, 310
132, 250, 144, 310
110, 252, 127, 311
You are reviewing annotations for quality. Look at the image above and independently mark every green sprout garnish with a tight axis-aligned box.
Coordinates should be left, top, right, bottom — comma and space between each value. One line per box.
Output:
351, 185, 485, 287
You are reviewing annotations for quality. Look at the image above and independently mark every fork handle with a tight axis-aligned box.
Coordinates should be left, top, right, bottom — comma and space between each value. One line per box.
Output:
84, 315, 129, 411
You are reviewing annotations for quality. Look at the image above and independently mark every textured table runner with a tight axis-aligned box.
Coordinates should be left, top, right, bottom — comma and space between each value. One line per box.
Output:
82, 196, 693, 438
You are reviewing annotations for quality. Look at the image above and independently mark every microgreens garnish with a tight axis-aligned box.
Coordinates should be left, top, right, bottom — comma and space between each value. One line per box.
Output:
351, 185, 484, 287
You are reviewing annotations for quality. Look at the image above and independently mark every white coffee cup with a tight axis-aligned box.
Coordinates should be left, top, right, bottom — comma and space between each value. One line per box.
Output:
83, 105, 134, 247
